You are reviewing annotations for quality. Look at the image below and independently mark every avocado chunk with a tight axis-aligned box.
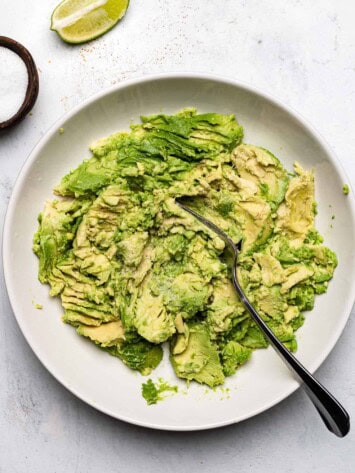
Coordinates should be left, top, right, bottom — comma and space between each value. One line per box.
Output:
221, 341, 252, 376
105, 340, 163, 375
33, 198, 92, 283
276, 162, 315, 245
232, 144, 289, 209
170, 323, 225, 387
116, 232, 149, 267
163, 272, 210, 319
134, 284, 176, 344
207, 278, 245, 336
77, 320, 125, 347
253, 253, 285, 287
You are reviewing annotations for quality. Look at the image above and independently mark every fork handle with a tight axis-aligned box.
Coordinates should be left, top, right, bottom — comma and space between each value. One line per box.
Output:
232, 266, 350, 438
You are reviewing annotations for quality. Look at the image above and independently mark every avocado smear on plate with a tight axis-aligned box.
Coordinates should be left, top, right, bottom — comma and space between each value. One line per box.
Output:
33, 109, 337, 389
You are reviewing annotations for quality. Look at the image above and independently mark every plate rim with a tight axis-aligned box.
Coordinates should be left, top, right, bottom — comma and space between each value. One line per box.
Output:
3, 72, 355, 431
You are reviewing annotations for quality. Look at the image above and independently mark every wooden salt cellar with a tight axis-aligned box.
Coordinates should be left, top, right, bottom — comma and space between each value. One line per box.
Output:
0, 36, 39, 130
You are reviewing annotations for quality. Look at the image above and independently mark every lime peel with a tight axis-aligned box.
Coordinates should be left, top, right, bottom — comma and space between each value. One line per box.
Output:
51, 0, 130, 44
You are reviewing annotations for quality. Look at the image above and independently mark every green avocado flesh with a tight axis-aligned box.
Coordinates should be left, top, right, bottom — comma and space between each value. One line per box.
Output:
33, 109, 337, 388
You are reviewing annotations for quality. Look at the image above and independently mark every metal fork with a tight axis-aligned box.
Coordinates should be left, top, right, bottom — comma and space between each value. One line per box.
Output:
177, 201, 350, 437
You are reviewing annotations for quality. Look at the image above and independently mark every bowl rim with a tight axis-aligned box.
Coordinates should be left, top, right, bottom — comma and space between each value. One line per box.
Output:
3, 72, 355, 431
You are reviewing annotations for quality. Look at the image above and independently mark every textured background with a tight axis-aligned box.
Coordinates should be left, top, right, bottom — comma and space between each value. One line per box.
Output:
1, 1, 354, 471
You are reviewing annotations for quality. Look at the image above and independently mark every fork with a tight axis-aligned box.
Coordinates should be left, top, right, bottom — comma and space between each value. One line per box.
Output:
177, 201, 350, 437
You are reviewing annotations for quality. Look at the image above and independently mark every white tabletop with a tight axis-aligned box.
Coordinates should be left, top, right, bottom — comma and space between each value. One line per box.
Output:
1, 1, 354, 471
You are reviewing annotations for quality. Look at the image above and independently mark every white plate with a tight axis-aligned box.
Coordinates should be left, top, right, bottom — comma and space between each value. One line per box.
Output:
3, 73, 355, 431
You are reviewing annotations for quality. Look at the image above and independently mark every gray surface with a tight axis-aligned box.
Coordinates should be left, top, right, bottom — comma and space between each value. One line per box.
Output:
1, 1, 354, 471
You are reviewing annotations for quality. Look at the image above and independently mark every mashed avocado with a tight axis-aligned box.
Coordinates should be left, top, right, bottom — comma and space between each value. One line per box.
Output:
33, 109, 337, 388
141, 378, 179, 405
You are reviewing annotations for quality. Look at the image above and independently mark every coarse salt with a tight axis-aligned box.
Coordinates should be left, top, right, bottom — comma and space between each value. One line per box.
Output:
0, 46, 28, 123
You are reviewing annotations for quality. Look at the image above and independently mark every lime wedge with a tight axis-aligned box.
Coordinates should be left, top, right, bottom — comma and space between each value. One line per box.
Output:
51, 0, 129, 44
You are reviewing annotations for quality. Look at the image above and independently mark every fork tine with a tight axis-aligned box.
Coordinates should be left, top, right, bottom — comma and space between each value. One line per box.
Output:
176, 201, 238, 252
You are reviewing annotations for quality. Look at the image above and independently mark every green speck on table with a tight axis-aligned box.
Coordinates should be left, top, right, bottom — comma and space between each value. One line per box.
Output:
343, 184, 349, 195
59, 127, 65, 135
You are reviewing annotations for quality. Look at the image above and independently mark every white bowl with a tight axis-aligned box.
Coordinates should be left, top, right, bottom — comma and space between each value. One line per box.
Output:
3, 73, 355, 431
